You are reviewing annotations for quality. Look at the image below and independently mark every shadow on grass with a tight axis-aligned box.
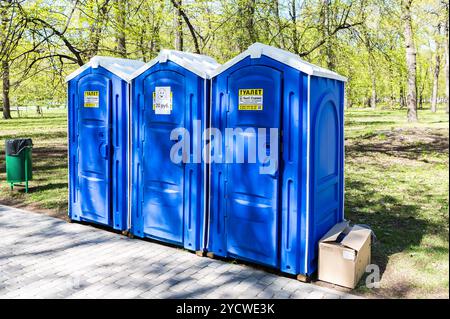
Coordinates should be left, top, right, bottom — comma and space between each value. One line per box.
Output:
0, 145, 68, 216
344, 128, 448, 298
26, 182, 68, 193
347, 128, 449, 163
0, 196, 69, 220
345, 178, 427, 273
345, 120, 398, 126
0, 147, 67, 174
344, 176, 446, 298
0, 131, 67, 143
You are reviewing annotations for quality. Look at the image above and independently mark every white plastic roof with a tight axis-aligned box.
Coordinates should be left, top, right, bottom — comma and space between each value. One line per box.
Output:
210, 42, 347, 82
129, 49, 220, 80
65, 56, 146, 82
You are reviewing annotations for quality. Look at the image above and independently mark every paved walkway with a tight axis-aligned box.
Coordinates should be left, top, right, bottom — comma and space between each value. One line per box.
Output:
0, 204, 359, 299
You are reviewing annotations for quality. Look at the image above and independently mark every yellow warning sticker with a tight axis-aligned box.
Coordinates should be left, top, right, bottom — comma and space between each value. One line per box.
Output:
84, 91, 99, 108
238, 88, 263, 110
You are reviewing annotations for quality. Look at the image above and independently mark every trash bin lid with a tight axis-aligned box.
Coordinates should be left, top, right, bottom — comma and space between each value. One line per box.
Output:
5, 138, 33, 156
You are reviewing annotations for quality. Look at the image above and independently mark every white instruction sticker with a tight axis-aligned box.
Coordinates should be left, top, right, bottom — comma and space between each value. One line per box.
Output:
84, 91, 99, 108
153, 86, 172, 115
342, 249, 356, 261
238, 88, 263, 110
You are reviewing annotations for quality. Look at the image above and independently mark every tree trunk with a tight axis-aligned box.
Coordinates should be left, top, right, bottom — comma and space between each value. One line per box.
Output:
289, 0, 299, 54
116, 0, 127, 57
273, 0, 285, 48
245, 0, 257, 44
388, 61, 395, 107
174, 0, 183, 51
400, 85, 406, 108
87, 1, 109, 58
365, 96, 371, 108
321, 0, 335, 69
346, 95, 351, 109
150, 27, 161, 56
0, 0, 11, 119
431, 44, 440, 112
418, 64, 427, 110
170, 0, 200, 53
139, 28, 147, 62
2, 60, 11, 119
402, 0, 418, 121
364, 25, 376, 109
150, 10, 161, 57
444, 2, 449, 113
368, 50, 377, 109
370, 75, 377, 109
236, 0, 257, 50
431, 22, 442, 113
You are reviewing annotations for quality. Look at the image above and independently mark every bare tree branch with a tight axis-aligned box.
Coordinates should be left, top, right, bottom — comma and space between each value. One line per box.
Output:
170, 0, 201, 53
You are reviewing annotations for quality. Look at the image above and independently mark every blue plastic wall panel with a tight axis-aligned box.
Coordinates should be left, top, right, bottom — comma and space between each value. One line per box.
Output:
208, 55, 344, 276
131, 61, 207, 251
306, 76, 345, 274
68, 66, 129, 231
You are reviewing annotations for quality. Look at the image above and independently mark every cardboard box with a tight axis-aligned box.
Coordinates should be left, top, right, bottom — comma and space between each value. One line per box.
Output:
318, 221, 372, 289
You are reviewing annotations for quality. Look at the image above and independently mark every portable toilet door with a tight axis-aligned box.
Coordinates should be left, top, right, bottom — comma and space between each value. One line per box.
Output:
208, 43, 347, 277
130, 50, 220, 252
67, 56, 145, 231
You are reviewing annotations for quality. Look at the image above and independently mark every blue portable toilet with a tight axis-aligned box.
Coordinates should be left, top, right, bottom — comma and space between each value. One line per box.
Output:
67, 56, 145, 231
208, 43, 347, 278
129, 50, 220, 252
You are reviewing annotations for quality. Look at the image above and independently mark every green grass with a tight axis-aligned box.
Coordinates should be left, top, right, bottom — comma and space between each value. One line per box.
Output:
344, 107, 449, 298
0, 106, 448, 298
0, 109, 68, 217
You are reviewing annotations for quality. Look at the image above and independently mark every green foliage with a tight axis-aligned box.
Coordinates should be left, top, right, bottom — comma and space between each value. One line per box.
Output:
0, 0, 447, 110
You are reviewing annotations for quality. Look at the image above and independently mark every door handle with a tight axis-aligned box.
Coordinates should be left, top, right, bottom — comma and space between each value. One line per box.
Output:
260, 157, 278, 178
100, 143, 109, 159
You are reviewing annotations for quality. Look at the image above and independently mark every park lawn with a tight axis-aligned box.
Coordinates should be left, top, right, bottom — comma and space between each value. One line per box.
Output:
0, 107, 448, 298
344, 108, 448, 298
0, 109, 68, 219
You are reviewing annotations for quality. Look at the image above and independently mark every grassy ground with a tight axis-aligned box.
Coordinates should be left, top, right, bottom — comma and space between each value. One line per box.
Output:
0, 109, 68, 219
344, 108, 448, 298
0, 107, 448, 298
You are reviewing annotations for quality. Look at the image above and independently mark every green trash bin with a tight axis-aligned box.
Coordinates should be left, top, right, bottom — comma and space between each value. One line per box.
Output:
5, 138, 33, 193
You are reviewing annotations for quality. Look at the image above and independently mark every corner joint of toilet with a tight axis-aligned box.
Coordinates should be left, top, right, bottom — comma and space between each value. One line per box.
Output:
129, 50, 220, 252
